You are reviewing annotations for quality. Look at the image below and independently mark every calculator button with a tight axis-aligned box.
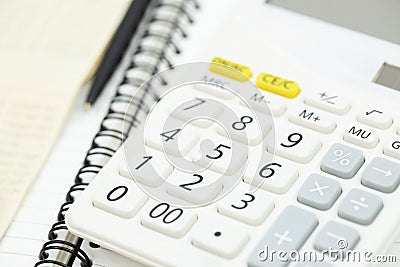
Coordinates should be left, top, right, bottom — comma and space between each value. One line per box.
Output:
268, 101, 286, 117
141, 201, 197, 238
289, 107, 336, 134
272, 128, 321, 163
192, 134, 247, 175
166, 169, 223, 205
321, 143, 364, 179
191, 216, 249, 258
171, 97, 222, 128
217, 107, 270, 145
210, 57, 252, 81
92, 175, 147, 219
120, 146, 173, 187
239, 90, 286, 117
217, 183, 274, 225
145, 117, 199, 156
343, 124, 379, 149
314, 221, 359, 252
244, 155, 298, 194
248, 206, 318, 267
297, 174, 341, 211
193, 83, 234, 99
357, 108, 392, 129
361, 157, 400, 193
383, 136, 400, 160
338, 189, 383, 225
256, 72, 301, 98
304, 92, 350, 115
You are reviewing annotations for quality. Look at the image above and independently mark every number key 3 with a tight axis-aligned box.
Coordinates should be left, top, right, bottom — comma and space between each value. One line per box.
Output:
218, 183, 274, 225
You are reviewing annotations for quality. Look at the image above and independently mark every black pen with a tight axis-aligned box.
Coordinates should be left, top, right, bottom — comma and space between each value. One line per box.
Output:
85, 0, 151, 109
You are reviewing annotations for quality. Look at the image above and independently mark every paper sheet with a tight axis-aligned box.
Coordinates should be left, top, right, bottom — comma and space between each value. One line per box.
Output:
0, 0, 131, 237
0, 83, 116, 265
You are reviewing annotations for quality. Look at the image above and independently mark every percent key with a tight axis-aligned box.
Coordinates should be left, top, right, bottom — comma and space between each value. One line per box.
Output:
321, 143, 365, 179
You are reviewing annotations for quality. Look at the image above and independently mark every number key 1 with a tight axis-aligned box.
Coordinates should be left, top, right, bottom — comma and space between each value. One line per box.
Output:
121, 145, 173, 187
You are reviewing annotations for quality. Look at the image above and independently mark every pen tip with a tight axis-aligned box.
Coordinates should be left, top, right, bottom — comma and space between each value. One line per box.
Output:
84, 102, 92, 110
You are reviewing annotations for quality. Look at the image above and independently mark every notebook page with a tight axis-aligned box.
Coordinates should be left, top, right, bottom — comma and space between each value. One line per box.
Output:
0, 0, 131, 237
0, 82, 117, 266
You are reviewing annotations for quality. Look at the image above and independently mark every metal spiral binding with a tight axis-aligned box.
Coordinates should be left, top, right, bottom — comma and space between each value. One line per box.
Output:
34, 0, 199, 266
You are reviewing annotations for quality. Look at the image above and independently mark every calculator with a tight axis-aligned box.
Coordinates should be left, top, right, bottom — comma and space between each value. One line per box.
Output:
66, 58, 400, 267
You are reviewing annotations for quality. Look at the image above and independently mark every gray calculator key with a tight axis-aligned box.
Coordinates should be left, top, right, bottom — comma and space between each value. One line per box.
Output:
298, 174, 341, 210
248, 206, 318, 267
314, 221, 359, 252
321, 143, 364, 179
295, 261, 333, 267
361, 157, 400, 193
338, 189, 383, 225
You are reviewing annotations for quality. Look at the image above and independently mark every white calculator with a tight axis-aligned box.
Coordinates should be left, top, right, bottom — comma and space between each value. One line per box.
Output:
66, 56, 400, 267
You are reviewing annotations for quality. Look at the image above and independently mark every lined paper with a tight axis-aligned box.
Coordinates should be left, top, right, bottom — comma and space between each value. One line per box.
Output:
0, 0, 131, 237
0, 84, 116, 266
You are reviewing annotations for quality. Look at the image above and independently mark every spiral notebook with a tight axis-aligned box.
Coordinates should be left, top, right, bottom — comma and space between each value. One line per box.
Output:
8, 0, 398, 266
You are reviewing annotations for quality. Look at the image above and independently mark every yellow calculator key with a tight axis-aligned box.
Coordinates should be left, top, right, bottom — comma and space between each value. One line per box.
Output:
256, 72, 300, 98
209, 57, 252, 82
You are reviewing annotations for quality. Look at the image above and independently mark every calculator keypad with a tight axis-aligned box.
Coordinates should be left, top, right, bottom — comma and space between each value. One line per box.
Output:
68, 64, 400, 267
